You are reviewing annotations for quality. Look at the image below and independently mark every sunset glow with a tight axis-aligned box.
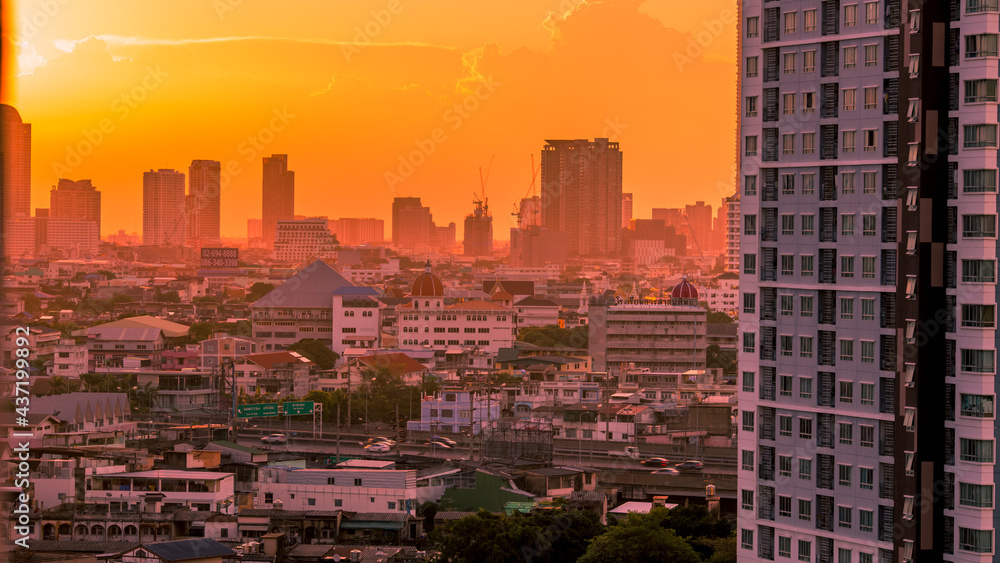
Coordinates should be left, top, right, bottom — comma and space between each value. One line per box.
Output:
4, 0, 738, 239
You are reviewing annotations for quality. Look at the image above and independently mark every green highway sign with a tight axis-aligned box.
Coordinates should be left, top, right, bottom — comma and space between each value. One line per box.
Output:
282, 401, 315, 415
237, 403, 279, 418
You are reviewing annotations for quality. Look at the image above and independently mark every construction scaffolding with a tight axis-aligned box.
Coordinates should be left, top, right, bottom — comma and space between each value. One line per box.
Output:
481, 419, 555, 462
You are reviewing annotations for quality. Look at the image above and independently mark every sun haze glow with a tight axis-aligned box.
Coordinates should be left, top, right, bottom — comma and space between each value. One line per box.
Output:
4, 0, 737, 239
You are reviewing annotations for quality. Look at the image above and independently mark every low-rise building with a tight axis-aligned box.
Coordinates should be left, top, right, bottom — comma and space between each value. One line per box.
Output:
512, 296, 560, 329
255, 464, 418, 514
86, 470, 237, 514
88, 327, 166, 370
49, 338, 89, 378
407, 389, 502, 434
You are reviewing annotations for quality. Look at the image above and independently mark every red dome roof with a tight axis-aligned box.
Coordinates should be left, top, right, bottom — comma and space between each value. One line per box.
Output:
671, 275, 699, 301
411, 262, 444, 297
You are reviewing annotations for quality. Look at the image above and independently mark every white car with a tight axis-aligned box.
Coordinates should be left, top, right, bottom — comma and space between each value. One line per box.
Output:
365, 443, 391, 453
261, 434, 286, 444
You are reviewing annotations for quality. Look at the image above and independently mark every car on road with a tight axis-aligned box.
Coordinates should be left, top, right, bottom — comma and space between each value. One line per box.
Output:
430, 436, 457, 446
641, 457, 671, 467
651, 467, 680, 476
425, 439, 453, 449
261, 434, 286, 444
675, 460, 705, 471
364, 443, 391, 453
366, 437, 396, 447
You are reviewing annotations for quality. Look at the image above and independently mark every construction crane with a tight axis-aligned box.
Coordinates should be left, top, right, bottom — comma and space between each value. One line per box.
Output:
473, 154, 495, 218
511, 154, 541, 227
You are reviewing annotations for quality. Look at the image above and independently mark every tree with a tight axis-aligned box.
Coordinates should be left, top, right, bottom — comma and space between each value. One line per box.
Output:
288, 339, 340, 370
187, 322, 218, 344
707, 311, 734, 323
577, 510, 701, 563
517, 325, 588, 349
430, 509, 603, 563
154, 289, 181, 303
706, 344, 738, 377
23, 293, 41, 313
246, 283, 275, 303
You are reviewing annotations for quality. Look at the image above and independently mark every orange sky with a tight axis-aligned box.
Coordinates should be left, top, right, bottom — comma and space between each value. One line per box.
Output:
4, 0, 738, 240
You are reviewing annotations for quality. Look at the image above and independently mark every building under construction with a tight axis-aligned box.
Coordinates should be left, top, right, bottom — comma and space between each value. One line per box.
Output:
480, 419, 555, 462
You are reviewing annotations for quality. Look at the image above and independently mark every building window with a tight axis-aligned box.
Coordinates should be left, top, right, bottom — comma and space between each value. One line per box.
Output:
780, 414, 793, 436
864, 86, 877, 108
966, 124, 999, 149
783, 52, 797, 74
839, 380, 853, 403
798, 498, 811, 520
747, 56, 759, 77
844, 4, 857, 26
746, 16, 759, 38
798, 458, 812, 480
798, 540, 811, 562
784, 11, 797, 33
841, 255, 855, 278
860, 425, 874, 447
958, 528, 993, 553
742, 449, 754, 470
741, 489, 754, 511
844, 45, 857, 68
742, 410, 755, 431
960, 394, 995, 418
860, 467, 874, 490
803, 49, 816, 72
865, 1, 879, 22
779, 495, 792, 517
801, 255, 814, 277
799, 376, 813, 399
741, 529, 754, 550
799, 417, 812, 439
839, 422, 853, 445
780, 295, 793, 315
781, 214, 795, 235
800, 295, 814, 317
746, 96, 758, 117
744, 253, 756, 274
962, 304, 996, 328
800, 336, 813, 358
863, 129, 877, 151
864, 44, 878, 67
966, 33, 1000, 58
783, 93, 796, 114
804, 9, 817, 31
962, 349, 996, 373
964, 169, 998, 193
965, 79, 999, 103
959, 483, 994, 508
843, 88, 856, 111
801, 214, 814, 235
802, 132, 816, 154
838, 505, 852, 529
960, 438, 995, 463
803, 91, 815, 112
843, 129, 856, 152
779, 455, 792, 476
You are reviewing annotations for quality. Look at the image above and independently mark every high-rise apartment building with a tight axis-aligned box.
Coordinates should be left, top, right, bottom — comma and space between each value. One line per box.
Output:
463, 200, 493, 257
392, 197, 432, 249
1, 104, 31, 225
685, 200, 715, 254
739, 1, 997, 561
622, 192, 634, 229
142, 169, 186, 246
540, 138, 623, 257
272, 218, 337, 262
328, 218, 384, 246
50, 179, 101, 236
262, 154, 295, 247
186, 160, 221, 244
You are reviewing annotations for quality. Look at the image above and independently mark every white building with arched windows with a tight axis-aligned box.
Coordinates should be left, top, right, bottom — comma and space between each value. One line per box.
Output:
397, 262, 515, 362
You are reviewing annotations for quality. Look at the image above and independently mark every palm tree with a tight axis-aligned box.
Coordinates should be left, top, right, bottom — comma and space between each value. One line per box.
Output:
47, 376, 69, 396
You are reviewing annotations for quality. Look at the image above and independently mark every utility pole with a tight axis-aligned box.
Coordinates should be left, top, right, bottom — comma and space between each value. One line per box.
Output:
336, 403, 341, 463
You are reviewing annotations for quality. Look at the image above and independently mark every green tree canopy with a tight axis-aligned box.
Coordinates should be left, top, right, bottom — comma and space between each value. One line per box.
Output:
288, 338, 340, 370
517, 325, 588, 349
246, 283, 276, 302
577, 510, 701, 563
707, 311, 734, 323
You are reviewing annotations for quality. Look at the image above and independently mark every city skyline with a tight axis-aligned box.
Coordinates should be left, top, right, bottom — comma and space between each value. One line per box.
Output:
3, 0, 739, 240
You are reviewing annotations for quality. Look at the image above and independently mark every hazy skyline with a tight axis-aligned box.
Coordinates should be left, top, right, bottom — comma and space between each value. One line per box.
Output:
4, 0, 738, 240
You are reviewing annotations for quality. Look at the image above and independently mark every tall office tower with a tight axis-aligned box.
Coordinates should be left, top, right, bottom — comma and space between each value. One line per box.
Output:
1, 104, 31, 224
142, 169, 186, 246
685, 200, 715, 254
391, 197, 432, 249
724, 194, 740, 273
622, 192, 634, 229
262, 154, 295, 247
50, 179, 101, 236
187, 160, 222, 244
539, 138, 623, 256
737, 2, 999, 561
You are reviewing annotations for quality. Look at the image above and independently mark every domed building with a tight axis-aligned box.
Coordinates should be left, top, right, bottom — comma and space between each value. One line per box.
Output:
670, 275, 700, 306
397, 262, 515, 357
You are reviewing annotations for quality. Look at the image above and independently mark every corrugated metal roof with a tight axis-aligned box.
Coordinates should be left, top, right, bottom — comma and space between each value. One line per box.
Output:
87, 326, 164, 341
90, 315, 191, 338
27, 540, 139, 554
141, 538, 236, 561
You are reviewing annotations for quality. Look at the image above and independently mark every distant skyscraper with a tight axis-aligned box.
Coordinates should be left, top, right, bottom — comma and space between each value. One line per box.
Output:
262, 154, 295, 247
392, 197, 432, 249
622, 192, 633, 229
272, 217, 337, 262
515, 196, 542, 229
463, 199, 493, 257
50, 179, 101, 236
684, 201, 713, 254
1, 104, 31, 226
540, 138, 623, 256
247, 218, 263, 239
142, 169, 186, 246
328, 218, 384, 246
187, 160, 221, 244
